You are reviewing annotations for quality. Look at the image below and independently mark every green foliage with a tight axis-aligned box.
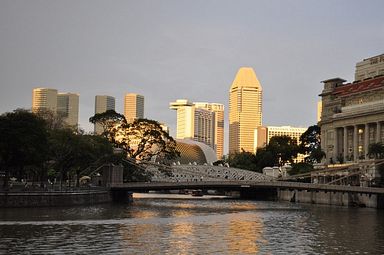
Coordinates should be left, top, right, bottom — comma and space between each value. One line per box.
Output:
89, 112, 179, 162
228, 136, 300, 172
34, 108, 70, 130
0, 109, 49, 188
299, 125, 325, 163
48, 129, 115, 185
228, 150, 257, 171
368, 143, 384, 159
254, 147, 276, 172
267, 136, 299, 165
89, 110, 127, 143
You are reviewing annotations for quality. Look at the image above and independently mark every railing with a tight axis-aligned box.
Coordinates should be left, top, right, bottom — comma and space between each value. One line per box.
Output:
110, 180, 384, 194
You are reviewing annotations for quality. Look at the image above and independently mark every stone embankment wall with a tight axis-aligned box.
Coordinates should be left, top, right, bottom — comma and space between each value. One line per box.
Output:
278, 189, 383, 208
0, 191, 112, 208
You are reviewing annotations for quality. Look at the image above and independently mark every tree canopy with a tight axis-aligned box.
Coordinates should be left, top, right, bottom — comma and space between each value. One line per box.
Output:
0, 109, 49, 188
228, 135, 299, 172
299, 125, 325, 163
89, 111, 179, 162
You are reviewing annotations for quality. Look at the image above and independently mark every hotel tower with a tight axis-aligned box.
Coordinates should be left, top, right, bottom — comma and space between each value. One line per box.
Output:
229, 67, 263, 154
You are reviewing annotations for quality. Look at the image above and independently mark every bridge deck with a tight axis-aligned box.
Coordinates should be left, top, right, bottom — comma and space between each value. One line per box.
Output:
110, 181, 384, 194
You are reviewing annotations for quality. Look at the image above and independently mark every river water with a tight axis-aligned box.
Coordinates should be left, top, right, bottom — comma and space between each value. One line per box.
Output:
0, 193, 383, 254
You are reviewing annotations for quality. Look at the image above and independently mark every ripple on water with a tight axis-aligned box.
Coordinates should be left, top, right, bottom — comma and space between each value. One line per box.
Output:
1, 197, 384, 254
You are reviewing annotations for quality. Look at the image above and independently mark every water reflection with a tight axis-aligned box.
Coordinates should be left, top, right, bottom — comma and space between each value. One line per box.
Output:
226, 214, 263, 254
1, 195, 384, 254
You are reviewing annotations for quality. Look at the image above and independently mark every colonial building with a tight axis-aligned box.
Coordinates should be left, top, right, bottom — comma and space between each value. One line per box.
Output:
319, 53, 384, 164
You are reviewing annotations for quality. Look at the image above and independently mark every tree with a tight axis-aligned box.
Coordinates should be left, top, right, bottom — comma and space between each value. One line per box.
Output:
0, 109, 49, 189
48, 128, 115, 187
228, 150, 257, 171
89, 110, 127, 142
299, 125, 325, 163
89, 112, 179, 162
118, 119, 179, 161
34, 108, 69, 130
267, 135, 299, 166
254, 147, 275, 172
368, 143, 384, 159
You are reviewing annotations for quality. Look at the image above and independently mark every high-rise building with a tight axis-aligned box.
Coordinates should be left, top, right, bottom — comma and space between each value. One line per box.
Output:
57, 93, 79, 127
32, 88, 58, 113
170, 99, 215, 149
94, 95, 115, 134
194, 102, 224, 159
229, 67, 263, 154
124, 93, 144, 123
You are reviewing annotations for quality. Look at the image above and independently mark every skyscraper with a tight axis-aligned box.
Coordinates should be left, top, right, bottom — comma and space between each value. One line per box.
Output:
32, 88, 58, 113
229, 67, 263, 154
194, 102, 224, 159
170, 99, 215, 149
94, 95, 115, 134
124, 93, 144, 123
57, 93, 79, 127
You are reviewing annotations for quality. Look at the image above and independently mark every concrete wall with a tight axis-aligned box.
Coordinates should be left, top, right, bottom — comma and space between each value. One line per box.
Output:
278, 189, 381, 208
0, 191, 112, 208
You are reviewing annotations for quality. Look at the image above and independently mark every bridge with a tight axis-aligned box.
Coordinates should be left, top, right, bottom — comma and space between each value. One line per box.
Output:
106, 159, 384, 208
111, 180, 384, 194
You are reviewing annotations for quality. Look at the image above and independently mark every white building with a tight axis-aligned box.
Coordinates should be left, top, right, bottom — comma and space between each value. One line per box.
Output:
170, 99, 216, 150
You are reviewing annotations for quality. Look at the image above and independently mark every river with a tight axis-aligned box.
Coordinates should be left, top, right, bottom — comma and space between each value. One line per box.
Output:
0, 193, 383, 254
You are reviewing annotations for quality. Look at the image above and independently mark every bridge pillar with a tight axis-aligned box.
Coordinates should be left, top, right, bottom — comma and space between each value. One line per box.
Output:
102, 164, 123, 187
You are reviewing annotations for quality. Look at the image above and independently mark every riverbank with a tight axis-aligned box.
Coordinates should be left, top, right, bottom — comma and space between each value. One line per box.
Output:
0, 190, 112, 207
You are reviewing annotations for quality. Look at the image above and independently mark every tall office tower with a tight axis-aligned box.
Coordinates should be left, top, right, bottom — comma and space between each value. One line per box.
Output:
32, 88, 58, 113
229, 67, 263, 154
170, 99, 215, 149
94, 95, 115, 134
57, 93, 79, 127
124, 93, 144, 123
194, 102, 225, 159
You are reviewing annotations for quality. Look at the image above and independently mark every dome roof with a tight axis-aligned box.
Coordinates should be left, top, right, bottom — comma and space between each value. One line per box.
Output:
174, 139, 217, 164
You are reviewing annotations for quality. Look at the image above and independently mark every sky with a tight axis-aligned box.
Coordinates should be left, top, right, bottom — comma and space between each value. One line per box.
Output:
0, 0, 383, 154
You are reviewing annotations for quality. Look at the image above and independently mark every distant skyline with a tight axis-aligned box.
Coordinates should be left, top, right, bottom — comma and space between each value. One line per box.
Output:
1, 0, 383, 154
